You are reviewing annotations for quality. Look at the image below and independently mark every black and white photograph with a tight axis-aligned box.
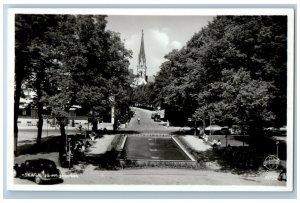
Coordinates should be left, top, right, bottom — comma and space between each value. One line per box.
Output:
5, 7, 294, 192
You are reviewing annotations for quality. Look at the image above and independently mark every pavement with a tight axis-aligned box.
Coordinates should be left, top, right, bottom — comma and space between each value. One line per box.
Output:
87, 135, 116, 155
181, 135, 212, 151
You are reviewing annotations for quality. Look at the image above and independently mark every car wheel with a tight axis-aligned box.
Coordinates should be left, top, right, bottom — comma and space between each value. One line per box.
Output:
35, 176, 42, 184
13, 169, 17, 178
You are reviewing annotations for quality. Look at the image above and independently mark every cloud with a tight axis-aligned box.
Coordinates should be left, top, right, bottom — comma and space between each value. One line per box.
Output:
169, 41, 182, 50
149, 29, 169, 51
125, 29, 183, 76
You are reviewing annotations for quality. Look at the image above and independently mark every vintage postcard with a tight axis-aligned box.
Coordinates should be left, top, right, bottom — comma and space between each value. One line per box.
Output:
5, 7, 294, 192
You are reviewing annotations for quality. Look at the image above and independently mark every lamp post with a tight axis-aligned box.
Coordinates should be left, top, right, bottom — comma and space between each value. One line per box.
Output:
276, 141, 280, 157
109, 96, 115, 126
194, 119, 197, 136
209, 114, 212, 141
208, 109, 215, 142
46, 116, 49, 152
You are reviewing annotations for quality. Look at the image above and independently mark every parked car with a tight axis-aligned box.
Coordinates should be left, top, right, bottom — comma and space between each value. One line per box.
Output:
151, 112, 158, 119
153, 114, 161, 122
14, 159, 63, 184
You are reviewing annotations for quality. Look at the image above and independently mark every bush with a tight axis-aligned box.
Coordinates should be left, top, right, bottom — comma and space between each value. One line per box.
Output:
99, 148, 120, 169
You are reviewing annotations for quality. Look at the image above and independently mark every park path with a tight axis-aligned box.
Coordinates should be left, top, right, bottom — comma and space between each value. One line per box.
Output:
87, 135, 116, 155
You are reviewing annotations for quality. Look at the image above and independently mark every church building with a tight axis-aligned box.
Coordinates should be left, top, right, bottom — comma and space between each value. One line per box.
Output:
133, 30, 148, 86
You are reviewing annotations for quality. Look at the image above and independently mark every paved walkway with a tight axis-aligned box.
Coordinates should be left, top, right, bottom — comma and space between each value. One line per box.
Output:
181, 135, 212, 151
87, 135, 116, 155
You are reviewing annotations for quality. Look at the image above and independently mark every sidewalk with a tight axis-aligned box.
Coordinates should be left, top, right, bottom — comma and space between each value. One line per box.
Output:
181, 135, 212, 151
87, 135, 116, 155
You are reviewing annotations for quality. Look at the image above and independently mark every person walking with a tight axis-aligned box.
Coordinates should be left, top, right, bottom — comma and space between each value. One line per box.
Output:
137, 117, 141, 125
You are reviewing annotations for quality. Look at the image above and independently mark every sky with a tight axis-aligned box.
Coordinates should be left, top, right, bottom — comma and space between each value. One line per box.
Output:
106, 15, 214, 76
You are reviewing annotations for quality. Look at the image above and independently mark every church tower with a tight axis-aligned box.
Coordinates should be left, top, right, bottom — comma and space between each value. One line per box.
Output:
137, 30, 147, 84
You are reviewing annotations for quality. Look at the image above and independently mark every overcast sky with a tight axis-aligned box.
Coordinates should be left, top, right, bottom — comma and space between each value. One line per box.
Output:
106, 15, 214, 76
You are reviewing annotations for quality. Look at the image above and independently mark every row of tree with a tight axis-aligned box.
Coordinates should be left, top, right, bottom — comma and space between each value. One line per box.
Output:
15, 15, 133, 155
135, 16, 287, 141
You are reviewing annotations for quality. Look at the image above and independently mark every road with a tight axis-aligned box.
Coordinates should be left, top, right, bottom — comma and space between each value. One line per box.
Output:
16, 107, 179, 143
17, 129, 77, 144
125, 107, 177, 134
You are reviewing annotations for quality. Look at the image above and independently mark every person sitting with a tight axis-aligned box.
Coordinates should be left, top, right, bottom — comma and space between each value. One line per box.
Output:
78, 123, 83, 131
81, 144, 86, 153
203, 134, 209, 142
89, 131, 96, 140
278, 168, 287, 181
211, 139, 217, 146
211, 139, 221, 150
216, 140, 222, 147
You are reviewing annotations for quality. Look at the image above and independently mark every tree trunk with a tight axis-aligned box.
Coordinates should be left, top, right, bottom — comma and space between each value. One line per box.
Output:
59, 120, 67, 147
248, 121, 263, 148
36, 101, 44, 147
92, 118, 98, 132
36, 84, 44, 147
14, 78, 22, 156
203, 117, 206, 132
14, 120, 19, 156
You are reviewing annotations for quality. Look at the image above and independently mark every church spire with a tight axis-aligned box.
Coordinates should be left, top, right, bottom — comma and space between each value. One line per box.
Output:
136, 29, 147, 85
138, 29, 146, 66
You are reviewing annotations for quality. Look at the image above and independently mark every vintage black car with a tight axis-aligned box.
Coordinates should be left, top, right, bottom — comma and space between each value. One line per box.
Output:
153, 114, 161, 122
14, 159, 63, 184
151, 112, 157, 119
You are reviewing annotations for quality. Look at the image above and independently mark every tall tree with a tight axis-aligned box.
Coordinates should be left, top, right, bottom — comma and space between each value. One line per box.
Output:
15, 14, 61, 153
15, 15, 33, 155
152, 16, 287, 140
72, 16, 132, 131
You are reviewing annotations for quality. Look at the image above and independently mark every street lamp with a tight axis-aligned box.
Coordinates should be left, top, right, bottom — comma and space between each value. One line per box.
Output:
46, 115, 49, 152
276, 141, 280, 157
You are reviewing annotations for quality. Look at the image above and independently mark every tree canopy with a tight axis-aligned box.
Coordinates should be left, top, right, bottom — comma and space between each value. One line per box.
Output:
14, 14, 133, 152
149, 16, 287, 137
